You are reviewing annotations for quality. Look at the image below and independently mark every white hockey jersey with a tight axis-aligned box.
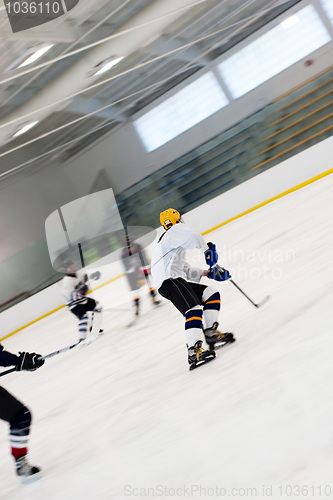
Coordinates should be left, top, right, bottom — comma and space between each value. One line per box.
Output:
151, 223, 208, 289
59, 270, 89, 309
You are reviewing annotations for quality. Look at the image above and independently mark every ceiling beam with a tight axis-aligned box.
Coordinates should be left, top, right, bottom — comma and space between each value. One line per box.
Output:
66, 96, 128, 122
1, 88, 36, 107
1, 19, 82, 43
145, 35, 212, 66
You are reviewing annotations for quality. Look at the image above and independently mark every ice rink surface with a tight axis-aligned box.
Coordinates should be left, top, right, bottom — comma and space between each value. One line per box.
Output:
1, 174, 333, 500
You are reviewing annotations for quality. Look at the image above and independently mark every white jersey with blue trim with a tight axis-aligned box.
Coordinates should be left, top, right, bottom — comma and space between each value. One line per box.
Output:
59, 270, 88, 309
151, 223, 208, 289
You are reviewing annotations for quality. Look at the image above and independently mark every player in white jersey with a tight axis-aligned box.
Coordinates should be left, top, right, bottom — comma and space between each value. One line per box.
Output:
151, 208, 234, 370
59, 259, 102, 344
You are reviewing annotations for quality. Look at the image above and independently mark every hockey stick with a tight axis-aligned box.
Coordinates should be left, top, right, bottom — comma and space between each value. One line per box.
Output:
40, 340, 82, 360
207, 244, 270, 308
209, 253, 270, 308
78, 242, 85, 269
0, 340, 82, 377
78, 242, 103, 338
229, 277, 270, 308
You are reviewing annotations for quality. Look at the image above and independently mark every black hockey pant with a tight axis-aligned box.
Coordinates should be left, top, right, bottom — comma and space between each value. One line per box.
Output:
158, 278, 208, 316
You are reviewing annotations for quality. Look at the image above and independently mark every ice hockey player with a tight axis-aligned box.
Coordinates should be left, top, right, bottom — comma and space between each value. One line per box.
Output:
121, 240, 160, 318
59, 259, 103, 344
0, 344, 44, 482
151, 208, 234, 370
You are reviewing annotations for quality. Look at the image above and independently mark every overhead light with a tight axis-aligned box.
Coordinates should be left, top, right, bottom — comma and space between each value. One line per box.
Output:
89, 56, 124, 77
6, 44, 54, 72
13, 121, 39, 137
281, 14, 299, 29
17, 44, 54, 68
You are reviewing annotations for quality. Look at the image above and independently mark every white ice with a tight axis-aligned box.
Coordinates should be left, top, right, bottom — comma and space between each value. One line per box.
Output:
1, 174, 333, 500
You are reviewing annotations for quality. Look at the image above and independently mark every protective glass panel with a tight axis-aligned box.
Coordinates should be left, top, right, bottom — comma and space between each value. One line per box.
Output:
45, 189, 156, 272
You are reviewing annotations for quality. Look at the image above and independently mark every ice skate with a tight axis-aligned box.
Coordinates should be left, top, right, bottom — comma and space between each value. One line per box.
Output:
134, 297, 140, 317
150, 289, 161, 307
188, 340, 216, 370
15, 455, 41, 483
204, 322, 235, 350
152, 297, 161, 306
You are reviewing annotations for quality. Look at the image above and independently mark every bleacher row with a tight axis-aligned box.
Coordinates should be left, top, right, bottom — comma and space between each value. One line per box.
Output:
117, 66, 333, 228
255, 67, 333, 170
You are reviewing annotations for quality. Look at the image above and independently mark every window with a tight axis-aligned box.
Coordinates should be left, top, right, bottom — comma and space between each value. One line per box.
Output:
218, 5, 331, 99
320, 0, 333, 26
134, 72, 229, 152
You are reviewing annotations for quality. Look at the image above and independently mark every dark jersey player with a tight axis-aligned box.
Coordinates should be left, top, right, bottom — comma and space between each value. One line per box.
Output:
0, 343, 44, 482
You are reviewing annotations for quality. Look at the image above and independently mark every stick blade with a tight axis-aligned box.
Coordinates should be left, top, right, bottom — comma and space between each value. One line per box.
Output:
255, 295, 271, 308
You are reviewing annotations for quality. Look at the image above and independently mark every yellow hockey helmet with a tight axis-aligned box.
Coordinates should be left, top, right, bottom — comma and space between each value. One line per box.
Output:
160, 208, 181, 230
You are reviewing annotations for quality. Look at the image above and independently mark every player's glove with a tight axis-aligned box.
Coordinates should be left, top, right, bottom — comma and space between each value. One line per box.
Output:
207, 266, 231, 282
16, 352, 45, 371
75, 279, 88, 295
204, 243, 218, 267
78, 284, 88, 295
90, 271, 101, 281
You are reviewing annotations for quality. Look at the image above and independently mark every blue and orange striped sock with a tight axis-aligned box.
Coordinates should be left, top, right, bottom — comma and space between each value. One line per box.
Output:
185, 307, 203, 347
203, 291, 221, 327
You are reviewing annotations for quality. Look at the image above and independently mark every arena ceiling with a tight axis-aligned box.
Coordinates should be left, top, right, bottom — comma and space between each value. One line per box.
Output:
0, 0, 301, 176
